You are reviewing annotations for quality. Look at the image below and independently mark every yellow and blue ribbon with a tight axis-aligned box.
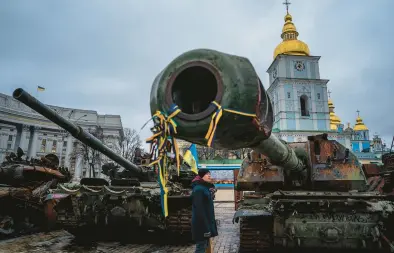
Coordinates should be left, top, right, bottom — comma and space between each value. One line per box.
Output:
204, 101, 257, 147
147, 102, 257, 217
146, 104, 181, 217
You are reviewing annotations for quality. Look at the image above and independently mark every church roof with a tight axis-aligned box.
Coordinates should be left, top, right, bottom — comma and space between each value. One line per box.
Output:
354, 111, 369, 131
328, 94, 342, 131
273, 2, 310, 59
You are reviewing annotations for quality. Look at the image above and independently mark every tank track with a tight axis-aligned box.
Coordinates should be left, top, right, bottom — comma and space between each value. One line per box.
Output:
239, 216, 272, 252
166, 208, 192, 235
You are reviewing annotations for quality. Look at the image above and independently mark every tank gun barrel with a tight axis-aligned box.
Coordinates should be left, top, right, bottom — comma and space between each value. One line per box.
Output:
253, 135, 304, 172
149, 49, 304, 172
12, 88, 144, 178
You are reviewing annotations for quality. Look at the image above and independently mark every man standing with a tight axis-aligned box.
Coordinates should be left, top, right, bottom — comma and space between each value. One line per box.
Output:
191, 169, 218, 253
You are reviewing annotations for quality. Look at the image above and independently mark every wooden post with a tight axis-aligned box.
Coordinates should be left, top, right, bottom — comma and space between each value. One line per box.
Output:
233, 169, 242, 210
206, 238, 214, 253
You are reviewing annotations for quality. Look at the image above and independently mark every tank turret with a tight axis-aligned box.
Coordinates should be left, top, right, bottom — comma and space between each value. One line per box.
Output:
12, 88, 152, 182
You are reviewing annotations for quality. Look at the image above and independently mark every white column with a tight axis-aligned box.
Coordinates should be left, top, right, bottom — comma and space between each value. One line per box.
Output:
279, 84, 286, 130
19, 125, 29, 152
74, 155, 83, 180
64, 135, 73, 168
58, 136, 64, 166
293, 84, 300, 130
14, 126, 22, 152
0, 132, 6, 152
73, 142, 83, 180
27, 126, 40, 159
0, 133, 6, 162
311, 85, 318, 130
0, 153, 4, 163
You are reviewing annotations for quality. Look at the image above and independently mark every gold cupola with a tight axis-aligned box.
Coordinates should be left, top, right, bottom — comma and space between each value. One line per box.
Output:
328, 98, 342, 131
273, 7, 311, 59
353, 111, 368, 131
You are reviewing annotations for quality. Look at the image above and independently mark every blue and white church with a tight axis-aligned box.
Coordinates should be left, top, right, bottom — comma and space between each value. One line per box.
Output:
266, 5, 383, 163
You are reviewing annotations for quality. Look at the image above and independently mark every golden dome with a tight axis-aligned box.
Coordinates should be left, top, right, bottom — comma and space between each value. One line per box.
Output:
328, 99, 341, 131
353, 114, 368, 131
273, 13, 310, 59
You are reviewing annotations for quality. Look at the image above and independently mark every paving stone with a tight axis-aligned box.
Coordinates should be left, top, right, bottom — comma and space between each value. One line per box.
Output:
0, 202, 240, 253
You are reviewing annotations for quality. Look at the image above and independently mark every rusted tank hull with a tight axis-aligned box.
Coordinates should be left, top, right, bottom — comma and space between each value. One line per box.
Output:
0, 150, 71, 238
0, 185, 52, 238
234, 191, 394, 252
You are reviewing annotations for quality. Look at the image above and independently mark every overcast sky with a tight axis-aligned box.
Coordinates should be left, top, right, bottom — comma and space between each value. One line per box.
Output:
1, 0, 393, 148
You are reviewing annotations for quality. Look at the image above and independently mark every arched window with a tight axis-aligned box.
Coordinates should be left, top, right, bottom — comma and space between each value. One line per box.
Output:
300, 95, 309, 116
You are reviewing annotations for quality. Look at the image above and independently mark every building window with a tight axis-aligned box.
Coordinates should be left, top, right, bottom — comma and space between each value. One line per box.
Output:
287, 92, 291, 99
52, 140, 57, 153
40, 139, 47, 152
317, 93, 321, 99
7, 143, 11, 150
300, 95, 309, 116
8, 135, 12, 141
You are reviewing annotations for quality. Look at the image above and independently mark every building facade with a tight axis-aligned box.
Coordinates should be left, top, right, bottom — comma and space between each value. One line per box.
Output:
0, 92, 124, 178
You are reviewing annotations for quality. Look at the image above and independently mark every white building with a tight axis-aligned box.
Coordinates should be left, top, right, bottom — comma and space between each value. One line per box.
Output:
0, 92, 124, 178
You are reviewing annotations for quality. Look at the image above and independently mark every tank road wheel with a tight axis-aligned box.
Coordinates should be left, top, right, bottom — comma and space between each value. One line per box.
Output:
166, 209, 193, 243
239, 216, 272, 252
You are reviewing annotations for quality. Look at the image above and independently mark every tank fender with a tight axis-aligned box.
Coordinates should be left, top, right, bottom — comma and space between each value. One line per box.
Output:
232, 209, 272, 224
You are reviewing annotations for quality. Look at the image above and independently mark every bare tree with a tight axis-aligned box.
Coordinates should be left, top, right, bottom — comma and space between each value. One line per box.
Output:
195, 145, 251, 160
111, 128, 142, 162
230, 148, 252, 159
196, 145, 216, 160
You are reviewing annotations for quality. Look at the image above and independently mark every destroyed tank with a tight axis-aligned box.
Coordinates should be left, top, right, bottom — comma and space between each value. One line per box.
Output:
12, 88, 196, 241
149, 48, 394, 252
0, 148, 70, 238
366, 152, 394, 194
43, 155, 195, 240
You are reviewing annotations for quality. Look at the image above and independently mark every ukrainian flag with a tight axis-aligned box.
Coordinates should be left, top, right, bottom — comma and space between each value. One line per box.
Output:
37, 86, 45, 92
183, 143, 199, 174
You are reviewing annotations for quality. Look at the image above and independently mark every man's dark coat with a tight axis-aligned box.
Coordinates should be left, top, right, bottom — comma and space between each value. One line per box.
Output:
191, 177, 218, 242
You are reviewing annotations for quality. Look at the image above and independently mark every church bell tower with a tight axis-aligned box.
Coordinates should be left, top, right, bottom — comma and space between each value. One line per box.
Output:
267, 0, 331, 142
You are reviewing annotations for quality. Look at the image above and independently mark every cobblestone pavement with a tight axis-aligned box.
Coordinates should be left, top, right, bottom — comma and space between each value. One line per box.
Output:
0, 203, 239, 253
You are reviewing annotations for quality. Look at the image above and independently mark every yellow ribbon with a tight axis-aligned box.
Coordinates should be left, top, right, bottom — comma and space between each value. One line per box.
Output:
146, 107, 181, 173
146, 102, 257, 217
146, 105, 181, 217
204, 101, 257, 147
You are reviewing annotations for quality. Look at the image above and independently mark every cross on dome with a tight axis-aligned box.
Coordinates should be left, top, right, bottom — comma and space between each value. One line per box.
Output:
283, 0, 291, 14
